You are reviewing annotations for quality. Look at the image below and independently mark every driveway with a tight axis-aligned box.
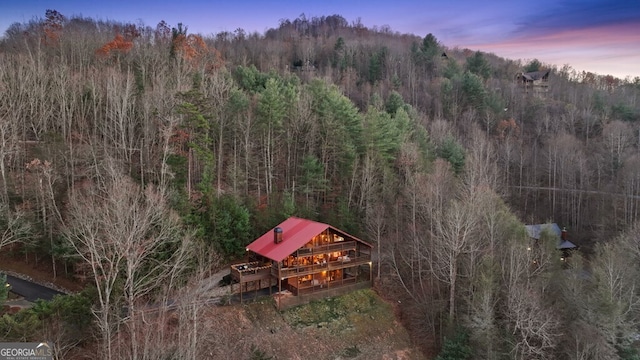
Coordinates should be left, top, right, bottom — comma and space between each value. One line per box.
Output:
5, 274, 65, 302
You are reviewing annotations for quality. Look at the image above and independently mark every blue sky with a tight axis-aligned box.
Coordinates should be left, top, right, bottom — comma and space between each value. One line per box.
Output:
1, 0, 639, 78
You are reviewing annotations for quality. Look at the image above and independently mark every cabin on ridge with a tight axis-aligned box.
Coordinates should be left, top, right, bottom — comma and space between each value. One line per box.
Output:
516, 70, 550, 94
230, 217, 373, 309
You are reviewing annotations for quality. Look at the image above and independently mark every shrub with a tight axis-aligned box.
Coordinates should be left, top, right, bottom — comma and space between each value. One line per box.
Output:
436, 328, 472, 360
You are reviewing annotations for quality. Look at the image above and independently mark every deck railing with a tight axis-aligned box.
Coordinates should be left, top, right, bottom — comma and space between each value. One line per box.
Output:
295, 240, 358, 256
231, 262, 272, 282
274, 254, 371, 279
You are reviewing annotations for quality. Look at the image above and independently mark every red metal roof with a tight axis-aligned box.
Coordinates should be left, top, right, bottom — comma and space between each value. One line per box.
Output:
246, 217, 370, 262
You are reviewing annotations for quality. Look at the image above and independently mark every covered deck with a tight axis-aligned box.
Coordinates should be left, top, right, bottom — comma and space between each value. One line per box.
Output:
230, 261, 275, 302
274, 254, 372, 279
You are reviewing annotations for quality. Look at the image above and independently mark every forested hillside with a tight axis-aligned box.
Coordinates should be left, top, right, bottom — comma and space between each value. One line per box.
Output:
1, 11, 640, 359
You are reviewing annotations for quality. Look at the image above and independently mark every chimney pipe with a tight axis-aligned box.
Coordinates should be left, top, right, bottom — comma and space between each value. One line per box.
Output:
274, 227, 283, 244
561, 227, 567, 241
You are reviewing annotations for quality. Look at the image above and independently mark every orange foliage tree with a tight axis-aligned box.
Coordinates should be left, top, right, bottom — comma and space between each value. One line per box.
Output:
169, 129, 190, 157
96, 34, 134, 58
496, 118, 520, 140
170, 23, 223, 71
172, 33, 207, 62
96, 24, 140, 58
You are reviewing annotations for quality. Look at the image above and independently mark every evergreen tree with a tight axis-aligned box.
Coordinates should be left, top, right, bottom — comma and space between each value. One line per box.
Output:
435, 329, 472, 360
438, 136, 466, 174
465, 51, 491, 80
209, 194, 251, 258
299, 155, 328, 208
0, 274, 8, 306
461, 71, 486, 111
385, 90, 405, 115
413, 33, 440, 76
524, 59, 542, 72
443, 58, 462, 79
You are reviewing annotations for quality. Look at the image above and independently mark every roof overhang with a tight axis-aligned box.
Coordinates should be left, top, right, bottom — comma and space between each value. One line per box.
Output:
246, 217, 371, 262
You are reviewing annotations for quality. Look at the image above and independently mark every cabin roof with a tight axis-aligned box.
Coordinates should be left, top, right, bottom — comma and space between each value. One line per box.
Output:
525, 223, 577, 249
521, 70, 550, 81
246, 216, 371, 262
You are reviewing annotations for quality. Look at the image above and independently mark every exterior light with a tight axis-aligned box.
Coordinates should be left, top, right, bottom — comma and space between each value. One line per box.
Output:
560, 257, 565, 261
527, 247, 532, 251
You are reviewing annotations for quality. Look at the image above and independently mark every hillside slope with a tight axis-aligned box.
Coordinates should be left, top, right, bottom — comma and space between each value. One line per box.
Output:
203, 289, 423, 360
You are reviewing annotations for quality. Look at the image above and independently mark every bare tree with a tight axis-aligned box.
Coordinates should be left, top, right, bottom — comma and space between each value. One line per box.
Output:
554, 255, 619, 359
621, 155, 640, 225
104, 68, 139, 172
587, 239, 640, 351
499, 229, 561, 359
390, 159, 455, 303
0, 53, 31, 203
464, 260, 499, 359
464, 126, 501, 193
129, 242, 217, 360
64, 158, 193, 360
431, 188, 488, 324
26, 158, 61, 277
0, 118, 18, 202
366, 201, 386, 281
602, 120, 633, 176
0, 202, 32, 250
201, 71, 235, 195
65, 183, 122, 360
506, 282, 560, 359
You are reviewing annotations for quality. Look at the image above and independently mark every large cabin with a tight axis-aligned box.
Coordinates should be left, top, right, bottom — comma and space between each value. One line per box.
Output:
516, 70, 550, 94
230, 217, 373, 309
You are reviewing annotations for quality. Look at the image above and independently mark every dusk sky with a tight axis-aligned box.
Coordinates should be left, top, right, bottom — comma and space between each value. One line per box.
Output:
2, 0, 639, 79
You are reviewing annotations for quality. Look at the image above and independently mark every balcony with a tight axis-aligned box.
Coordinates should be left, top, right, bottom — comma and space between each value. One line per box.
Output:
231, 262, 272, 283
295, 240, 358, 256
274, 254, 371, 279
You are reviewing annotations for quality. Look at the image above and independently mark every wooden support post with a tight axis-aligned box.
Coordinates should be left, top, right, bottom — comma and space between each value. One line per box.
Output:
277, 278, 282, 311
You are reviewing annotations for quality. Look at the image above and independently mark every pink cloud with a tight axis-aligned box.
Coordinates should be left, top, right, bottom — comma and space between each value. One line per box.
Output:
466, 22, 640, 78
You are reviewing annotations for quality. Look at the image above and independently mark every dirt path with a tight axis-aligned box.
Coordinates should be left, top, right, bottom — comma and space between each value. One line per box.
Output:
193, 267, 234, 298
